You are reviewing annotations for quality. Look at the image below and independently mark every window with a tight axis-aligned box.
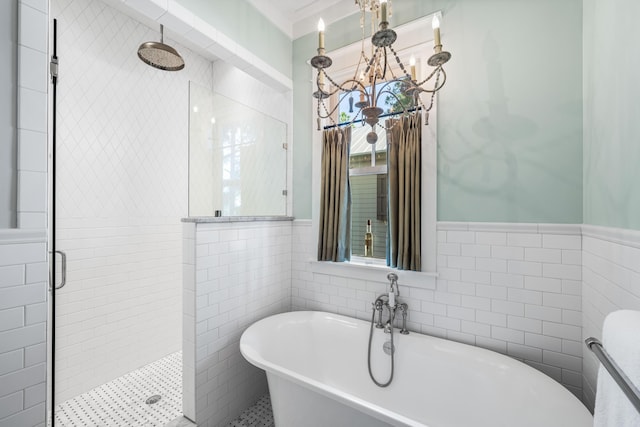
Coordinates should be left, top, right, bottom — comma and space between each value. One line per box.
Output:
347, 129, 387, 260
312, 23, 438, 272
337, 81, 411, 262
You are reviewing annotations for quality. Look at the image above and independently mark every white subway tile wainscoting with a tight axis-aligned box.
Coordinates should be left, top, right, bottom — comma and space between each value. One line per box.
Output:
0, 231, 48, 427
183, 218, 292, 427
581, 225, 640, 410
292, 221, 585, 397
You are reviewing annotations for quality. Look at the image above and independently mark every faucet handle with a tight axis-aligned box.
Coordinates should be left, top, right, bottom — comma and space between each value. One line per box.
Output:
387, 272, 398, 282
398, 303, 409, 335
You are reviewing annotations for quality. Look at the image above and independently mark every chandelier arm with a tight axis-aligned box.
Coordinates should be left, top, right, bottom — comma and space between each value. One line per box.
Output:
322, 104, 366, 130
416, 69, 442, 123
325, 76, 368, 95
388, 44, 413, 81
415, 67, 447, 94
375, 79, 415, 111
349, 108, 365, 128
365, 46, 382, 81
415, 66, 445, 89
315, 74, 343, 97
380, 47, 388, 80
374, 82, 400, 110
317, 98, 340, 120
377, 88, 413, 117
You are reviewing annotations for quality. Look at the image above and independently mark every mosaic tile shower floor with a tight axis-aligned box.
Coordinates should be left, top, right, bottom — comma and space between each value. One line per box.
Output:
54, 350, 274, 427
54, 352, 183, 426
226, 395, 274, 427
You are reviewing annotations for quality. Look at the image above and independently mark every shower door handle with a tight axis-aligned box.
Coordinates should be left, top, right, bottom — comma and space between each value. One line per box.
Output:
51, 250, 67, 290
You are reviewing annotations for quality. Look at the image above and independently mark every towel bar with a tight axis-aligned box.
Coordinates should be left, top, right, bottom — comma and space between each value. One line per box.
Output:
585, 337, 640, 414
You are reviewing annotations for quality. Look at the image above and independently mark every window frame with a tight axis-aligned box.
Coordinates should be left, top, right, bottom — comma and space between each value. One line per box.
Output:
311, 14, 440, 274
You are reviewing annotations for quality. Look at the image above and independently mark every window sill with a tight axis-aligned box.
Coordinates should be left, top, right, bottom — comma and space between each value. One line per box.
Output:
308, 259, 438, 290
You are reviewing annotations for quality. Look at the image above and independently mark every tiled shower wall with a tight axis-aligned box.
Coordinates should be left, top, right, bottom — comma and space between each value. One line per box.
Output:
292, 220, 585, 397
0, 234, 48, 427
0, 0, 49, 425
52, 0, 211, 403
581, 225, 640, 410
183, 220, 292, 427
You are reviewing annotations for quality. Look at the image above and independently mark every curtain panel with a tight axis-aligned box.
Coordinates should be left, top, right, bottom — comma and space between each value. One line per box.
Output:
317, 127, 351, 262
386, 114, 421, 271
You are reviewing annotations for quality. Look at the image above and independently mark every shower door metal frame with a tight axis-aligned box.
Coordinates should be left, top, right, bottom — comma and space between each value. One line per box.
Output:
49, 17, 59, 426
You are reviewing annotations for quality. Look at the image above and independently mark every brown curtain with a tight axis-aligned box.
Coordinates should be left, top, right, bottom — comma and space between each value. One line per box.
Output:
386, 114, 421, 271
317, 127, 351, 262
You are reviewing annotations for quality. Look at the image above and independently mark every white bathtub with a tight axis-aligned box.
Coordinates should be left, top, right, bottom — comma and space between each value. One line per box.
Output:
240, 311, 593, 427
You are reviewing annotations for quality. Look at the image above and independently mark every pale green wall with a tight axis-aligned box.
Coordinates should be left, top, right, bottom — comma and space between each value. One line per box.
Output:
293, 0, 583, 222
583, 0, 640, 230
175, 0, 292, 79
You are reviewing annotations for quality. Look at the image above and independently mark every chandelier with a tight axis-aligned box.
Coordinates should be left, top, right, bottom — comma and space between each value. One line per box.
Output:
311, 0, 451, 143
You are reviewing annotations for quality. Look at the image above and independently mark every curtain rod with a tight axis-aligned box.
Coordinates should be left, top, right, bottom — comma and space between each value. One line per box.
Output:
323, 107, 422, 131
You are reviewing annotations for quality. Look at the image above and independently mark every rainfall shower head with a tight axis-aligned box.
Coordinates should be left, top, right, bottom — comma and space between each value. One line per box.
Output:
137, 25, 185, 71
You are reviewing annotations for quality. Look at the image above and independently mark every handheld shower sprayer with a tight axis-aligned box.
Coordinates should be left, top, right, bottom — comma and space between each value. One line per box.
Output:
387, 272, 399, 308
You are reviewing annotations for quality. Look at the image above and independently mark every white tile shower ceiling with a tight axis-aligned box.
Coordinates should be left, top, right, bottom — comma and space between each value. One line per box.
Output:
52, 0, 211, 403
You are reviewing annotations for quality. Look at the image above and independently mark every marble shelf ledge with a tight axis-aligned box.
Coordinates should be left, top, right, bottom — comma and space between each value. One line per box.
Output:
181, 216, 294, 223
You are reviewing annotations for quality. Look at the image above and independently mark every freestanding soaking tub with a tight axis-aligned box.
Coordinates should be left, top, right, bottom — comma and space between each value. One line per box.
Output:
240, 311, 592, 427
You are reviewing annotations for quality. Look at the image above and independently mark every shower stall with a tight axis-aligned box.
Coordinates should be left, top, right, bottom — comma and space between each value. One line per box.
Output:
50, 0, 290, 424
50, 0, 210, 424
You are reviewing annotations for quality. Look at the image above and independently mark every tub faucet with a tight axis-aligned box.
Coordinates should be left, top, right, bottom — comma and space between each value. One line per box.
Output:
387, 272, 400, 308
374, 297, 385, 328
398, 303, 409, 335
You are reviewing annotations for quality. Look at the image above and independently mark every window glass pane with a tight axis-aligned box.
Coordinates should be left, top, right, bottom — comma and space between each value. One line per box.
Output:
189, 82, 287, 217
350, 174, 387, 259
349, 125, 386, 168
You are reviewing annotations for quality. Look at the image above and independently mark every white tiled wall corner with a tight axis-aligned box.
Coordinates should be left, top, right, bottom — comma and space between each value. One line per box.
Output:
186, 220, 292, 427
16, 0, 48, 230
182, 222, 196, 421
51, 0, 212, 403
581, 225, 640, 411
291, 221, 585, 397
0, 1, 49, 425
0, 235, 48, 427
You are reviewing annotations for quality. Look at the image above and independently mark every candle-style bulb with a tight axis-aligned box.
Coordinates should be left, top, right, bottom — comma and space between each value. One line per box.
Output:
432, 15, 441, 48
318, 18, 325, 50
409, 55, 416, 80
380, 0, 388, 23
